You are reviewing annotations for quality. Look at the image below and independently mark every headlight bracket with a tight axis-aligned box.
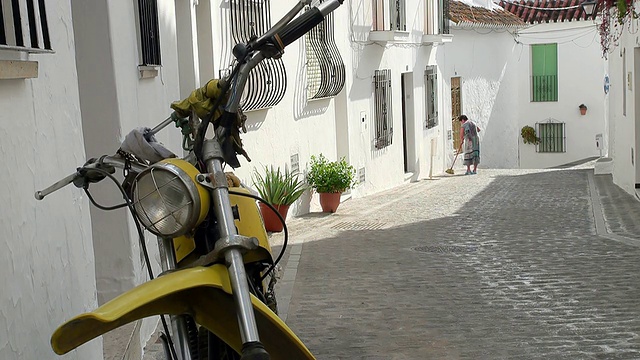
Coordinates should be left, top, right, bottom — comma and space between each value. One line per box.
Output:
186, 235, 260, 267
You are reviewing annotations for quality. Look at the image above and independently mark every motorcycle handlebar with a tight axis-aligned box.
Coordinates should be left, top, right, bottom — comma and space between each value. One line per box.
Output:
276, 0, 342, 48
35, 156, 147, 200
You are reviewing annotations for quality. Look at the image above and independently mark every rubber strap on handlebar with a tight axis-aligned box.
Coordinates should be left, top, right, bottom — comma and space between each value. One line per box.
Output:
218, 111, 242, 168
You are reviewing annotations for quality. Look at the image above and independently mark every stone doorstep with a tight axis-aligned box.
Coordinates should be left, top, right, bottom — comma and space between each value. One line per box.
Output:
594, 157, 613, 175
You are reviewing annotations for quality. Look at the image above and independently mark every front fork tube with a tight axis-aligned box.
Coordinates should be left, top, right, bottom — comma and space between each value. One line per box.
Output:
203, 140, 264, 349
159, 236, 194, 360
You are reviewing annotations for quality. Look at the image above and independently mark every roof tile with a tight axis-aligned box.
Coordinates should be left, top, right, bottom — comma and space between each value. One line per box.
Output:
499, 0, 598, 23
449, 1, 527, 27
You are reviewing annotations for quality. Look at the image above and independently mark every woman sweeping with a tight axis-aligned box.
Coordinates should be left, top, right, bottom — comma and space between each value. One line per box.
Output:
459, 115, 480, 175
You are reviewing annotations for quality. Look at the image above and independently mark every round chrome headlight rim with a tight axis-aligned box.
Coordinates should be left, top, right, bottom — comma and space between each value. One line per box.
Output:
132, 159, 207, 238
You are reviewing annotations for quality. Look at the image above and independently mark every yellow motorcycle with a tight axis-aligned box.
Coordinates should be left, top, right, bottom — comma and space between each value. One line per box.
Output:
35, 1, 343, 358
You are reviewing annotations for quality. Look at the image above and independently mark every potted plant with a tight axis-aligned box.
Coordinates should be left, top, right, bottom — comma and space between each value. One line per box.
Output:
252, 165, 308, 232
306, 154, 356, 213
579, 104, 588, 115
521, 125, 540, 145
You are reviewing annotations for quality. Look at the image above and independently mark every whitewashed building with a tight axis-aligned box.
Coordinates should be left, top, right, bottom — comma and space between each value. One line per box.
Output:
599, 1, 640, 196
0, 2, 102, 360
439, 0, 524, 169
439, 0, 606, 169
502, 0, 607, 169
1, 0, 183, 359
187, 0, 453, 212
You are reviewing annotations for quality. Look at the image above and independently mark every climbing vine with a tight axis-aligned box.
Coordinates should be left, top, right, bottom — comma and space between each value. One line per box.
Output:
597, 0, 638, 58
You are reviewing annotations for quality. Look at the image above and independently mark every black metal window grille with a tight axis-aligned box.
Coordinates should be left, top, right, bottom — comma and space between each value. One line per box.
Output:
0, 0, 51, 52
439, 0, 450, 34
536, 122, 566, 153
305, 1, 345, 100
372, 0, 406, 31
137, 0, 161, 66
373, 69, 393, 150
425, 65, 438, 129
390, 0, 406, 31
531, 75, 558, 102
227, 0, 286, 111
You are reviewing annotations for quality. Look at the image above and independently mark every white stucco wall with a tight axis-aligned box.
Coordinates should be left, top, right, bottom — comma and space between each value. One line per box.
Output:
439, 21, 606, 170
439, 26, 521, 169
71, 0, 183, 355
516, 23, 606, 169
606, 26, 638, 195
0, 2, 101, 360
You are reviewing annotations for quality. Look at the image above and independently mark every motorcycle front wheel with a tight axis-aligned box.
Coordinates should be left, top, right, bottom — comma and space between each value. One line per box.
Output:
198, 327, 240, 360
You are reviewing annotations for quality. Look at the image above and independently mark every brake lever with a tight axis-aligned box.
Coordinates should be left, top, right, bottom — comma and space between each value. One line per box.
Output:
72, 159, 116, 189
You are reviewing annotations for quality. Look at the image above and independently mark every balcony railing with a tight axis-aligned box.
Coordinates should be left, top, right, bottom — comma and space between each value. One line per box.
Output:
531, 75, 558, 102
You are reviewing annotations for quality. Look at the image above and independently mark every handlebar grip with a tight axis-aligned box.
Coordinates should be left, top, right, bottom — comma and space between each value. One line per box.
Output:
277, 7, 324, 48
277, 0, 343, 48
35, 171, 80, 200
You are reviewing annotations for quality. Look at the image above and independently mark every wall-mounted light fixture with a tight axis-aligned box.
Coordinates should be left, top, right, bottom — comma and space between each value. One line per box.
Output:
582, 0, 597, 19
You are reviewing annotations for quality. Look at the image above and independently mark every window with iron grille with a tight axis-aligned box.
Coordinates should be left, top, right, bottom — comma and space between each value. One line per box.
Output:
372, 0, 406, 31
305, 1, 345, 100
391, 0, 406, 31
425, 65, 438, 129
536, 122, 565, 153
137, 0, 161, 66
0, 0, 51, 53
373, 69, 393, 149
225, 0, 286, 111
531, 43, 557, 102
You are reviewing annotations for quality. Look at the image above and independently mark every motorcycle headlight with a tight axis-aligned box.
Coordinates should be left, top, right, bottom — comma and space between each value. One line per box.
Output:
132, 158, 210, 238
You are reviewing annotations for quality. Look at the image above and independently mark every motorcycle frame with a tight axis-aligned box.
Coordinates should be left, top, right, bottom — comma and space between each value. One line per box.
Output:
156, 49, 270, 360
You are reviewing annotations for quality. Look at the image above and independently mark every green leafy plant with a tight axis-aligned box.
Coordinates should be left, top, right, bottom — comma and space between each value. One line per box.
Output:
307, 154, 357, 193
252, 165, 308, 205
521, 125, 540, 145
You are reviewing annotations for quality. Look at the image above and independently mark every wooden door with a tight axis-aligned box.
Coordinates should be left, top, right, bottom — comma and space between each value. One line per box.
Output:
451, 76, 462, 152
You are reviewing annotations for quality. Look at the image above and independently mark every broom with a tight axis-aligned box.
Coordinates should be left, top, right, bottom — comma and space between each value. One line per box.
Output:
445, 143, 463, 175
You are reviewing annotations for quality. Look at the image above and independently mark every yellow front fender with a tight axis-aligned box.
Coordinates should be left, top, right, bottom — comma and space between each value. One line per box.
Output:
51, 265, 314, 359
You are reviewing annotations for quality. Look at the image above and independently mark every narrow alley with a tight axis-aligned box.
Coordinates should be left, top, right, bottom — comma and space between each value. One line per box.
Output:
275, 166, 640, 359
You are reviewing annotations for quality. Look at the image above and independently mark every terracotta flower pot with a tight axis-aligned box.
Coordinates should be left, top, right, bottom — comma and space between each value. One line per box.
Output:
319, 192, 342, 213
258, 203, 290, 232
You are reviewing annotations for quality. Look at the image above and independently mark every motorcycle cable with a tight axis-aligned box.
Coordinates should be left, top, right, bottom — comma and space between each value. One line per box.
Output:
228, 190, 288, 281
80, 166, 180, 360
84, 189, 128, 211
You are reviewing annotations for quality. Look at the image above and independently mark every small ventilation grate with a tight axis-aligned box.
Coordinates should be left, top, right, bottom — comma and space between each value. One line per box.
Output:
332, 221, 387, 230
413, 245, 478, 254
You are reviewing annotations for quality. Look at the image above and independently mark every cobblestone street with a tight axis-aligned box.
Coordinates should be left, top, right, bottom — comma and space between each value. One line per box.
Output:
274, 167, 640, 359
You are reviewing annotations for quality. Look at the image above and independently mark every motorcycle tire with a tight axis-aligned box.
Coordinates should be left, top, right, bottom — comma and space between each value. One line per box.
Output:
198, 326, 240, 360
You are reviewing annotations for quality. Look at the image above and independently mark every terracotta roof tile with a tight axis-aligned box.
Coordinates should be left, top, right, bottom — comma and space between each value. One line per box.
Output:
449, 1, 527, 27
499, 0, 598, 23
